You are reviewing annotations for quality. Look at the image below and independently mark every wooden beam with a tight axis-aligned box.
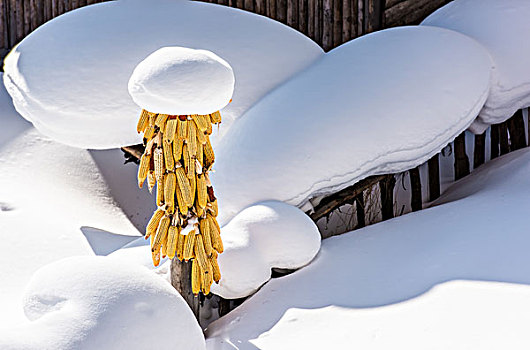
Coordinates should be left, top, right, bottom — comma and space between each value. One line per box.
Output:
310, 174, 386, 221
409, 166, 422, 212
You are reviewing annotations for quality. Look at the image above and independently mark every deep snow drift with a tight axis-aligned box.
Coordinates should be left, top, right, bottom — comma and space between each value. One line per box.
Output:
0, 256, 205, 350
210, 201, 321, 299
213, 26, 492, 226
422, 0, 530, 133
207, 147, 530, 349
2, 0, 322, 149
128, 47, 235, 115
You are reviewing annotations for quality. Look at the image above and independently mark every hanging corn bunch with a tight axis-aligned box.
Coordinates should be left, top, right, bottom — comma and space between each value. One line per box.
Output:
128, 46, 234, 296
137, 110, 224, 295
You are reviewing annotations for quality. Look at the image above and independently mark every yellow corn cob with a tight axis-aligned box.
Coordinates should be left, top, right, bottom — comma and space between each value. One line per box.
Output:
146, 209, 165, 239
144, 125, 156, 141
175, 166, 193, 206
200, 260, 213, 295
176, 233, 185, 260
177, 119, 187, 140
152, 215, 170, 250
196, 174, 208, 209
137, 109, 150, 133
166, 225, 178, 259
189, 172, 196, 205
137, 153, 150, 188
192, 114, 209, 132
196, 141, 204, 167
147, 171, 156, 192
176, 185, 188, 215
210, 111, 222, 124
164, 172, 176, 214
173, 138, 183, 164
148, 112, 157, 126
206, 120, 213, 135
187, 120, 198, 158
185, 149, 195, 180
203, 138, 215, 169
194, 233, 210, 272
208, 214, 223, 253
200, 222, 213, 256
196, 128, 207, 145
162, 141, 174, 171
164, 118, 178, 143
152, 248, 161, 267
191, 259, 200, 295
161, 235, 168, 258
183, 231, 196, 261
209, 251, 221, 283
154, 147, 164, 181
156, 175, 165, 207
196, 206, 204, 218
155, 114, 169, 128
208, 199, 219, 217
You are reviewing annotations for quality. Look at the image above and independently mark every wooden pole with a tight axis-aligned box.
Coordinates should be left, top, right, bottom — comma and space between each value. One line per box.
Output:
244, 0, 254, 12
499, 121, 509, 156
473, 132, 485, 169
23, 0, 30, 36
287, 0, 298, 28
298, 0, 307, 34
0, 0, 6, 50
409, 166, 422, 212
355, 192, 365, 228
170, 259, 200, 321
322, 0, 332, 50
454, 133, 470, 181
507, 109, 527, 151
490, 124, 500, 159
379, 174, 395, 220
427, 154, 440, 201
315, 0, 322, 46
341, 0, 351, 42
308, 0, 315, 39
332, 0, 341, 48
255, 0, 265, 15
277, 0, 287, 23
15, 0, 23, 42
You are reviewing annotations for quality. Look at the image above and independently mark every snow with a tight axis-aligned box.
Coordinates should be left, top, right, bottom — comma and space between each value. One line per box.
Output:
0, 256, 205, 350
2, 0, 322, 149
210, 201, 321, 299
0, 74, 142, 326
206, 147, 530, 349
213, 26, 492, 226
128, 47, 235, 115
422, 0, 530, 133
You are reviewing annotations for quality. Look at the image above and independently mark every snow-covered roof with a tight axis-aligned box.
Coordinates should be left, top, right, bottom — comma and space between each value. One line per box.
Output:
422, 0, 530, 133
213, 26, 492, 226
2, 0, 322, 149
128, 47, 235, 115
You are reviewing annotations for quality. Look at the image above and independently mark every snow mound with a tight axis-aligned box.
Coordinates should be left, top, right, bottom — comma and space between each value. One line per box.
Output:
422, 0, 530, 133
2, 0, 322, 149
213, 26, 492, 225
211, 201, 321, 299
207, 148, 530, 348
0, 256, 205, 350
128, 47, 235, 115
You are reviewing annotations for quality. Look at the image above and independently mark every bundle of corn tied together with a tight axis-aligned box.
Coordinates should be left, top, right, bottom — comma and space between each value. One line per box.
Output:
136, 109, 223, 296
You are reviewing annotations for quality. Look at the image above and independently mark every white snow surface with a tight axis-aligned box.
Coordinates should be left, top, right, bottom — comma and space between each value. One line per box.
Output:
128, 47, 235, 115
2, 0, 322, 149
0, 256, 205, 350
213, 26, 492, 225
422, 0, 530, 133
207, 147, 530, 349
211, 201, 321, 299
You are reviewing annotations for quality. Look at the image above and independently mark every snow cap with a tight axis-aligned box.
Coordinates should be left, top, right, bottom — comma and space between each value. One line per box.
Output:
128, 47, 235, 115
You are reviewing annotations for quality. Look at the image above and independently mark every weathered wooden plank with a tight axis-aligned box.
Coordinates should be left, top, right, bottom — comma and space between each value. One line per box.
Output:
322, 0, 332, 50
307, 0, 315, 38
341, 0, 350, 42
490, 124, 500, 159
298, 0, 307, 34
170, 259, 200, 322
507, 109, 527, 151
44, 0, 52, 21
365, 0, 384, 33
23, 0, 30, 35
379, 174, 396, 220
244, 0, 254, 12
267, 0, 276, 19
454, 133, 470, 181
277, 0, 286, 23
409, 166, 422, 212
287, 0, 298, 28
15, 0, 24, 42
427, 154, 440, 201
255, 0, 265, 15
499, 121, 509, 155
357, 0, 363, 36
0, 0, 6, 49
355, 192, 365, 228
315, 0, 322, 45
473, 132, 485, 169
384, 0, 446, 27
57, 0, 65, 14
332, 0, 341, 47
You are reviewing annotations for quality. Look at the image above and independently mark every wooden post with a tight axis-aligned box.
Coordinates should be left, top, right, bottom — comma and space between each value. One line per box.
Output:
499, 121, 509, 156
170, 259, 200, 321
473, 132, 485, 169
308, 0, 315, 39
332, 0, 341, 48
427, 154, 440, 201
490, 124, 500, 159
351, 0, 358, 38
355, 192, 365, 228
315, 0, 322, 46
365, 0, 384, 33
379, 174, 395, 220
507, 109, 527, 151
0, 0, 6, 51
341, 0, 351, 42
287, 0, 298, 27
15, 0, 23, 42
409, 166, 422, 212
298, 0, 307, 33
454, 133, 470, 181
322, 0, 332, 50
277, 0, 287, 23
244, 0, 254, 12
267, 0, 276, 19
23, 0, 30, 36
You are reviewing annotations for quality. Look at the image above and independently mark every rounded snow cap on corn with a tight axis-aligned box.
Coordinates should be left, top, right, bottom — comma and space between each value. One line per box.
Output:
128, 47, 235, 115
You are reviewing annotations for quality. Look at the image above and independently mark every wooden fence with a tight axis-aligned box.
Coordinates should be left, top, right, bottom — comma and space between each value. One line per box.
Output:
0, 0, 450, 66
